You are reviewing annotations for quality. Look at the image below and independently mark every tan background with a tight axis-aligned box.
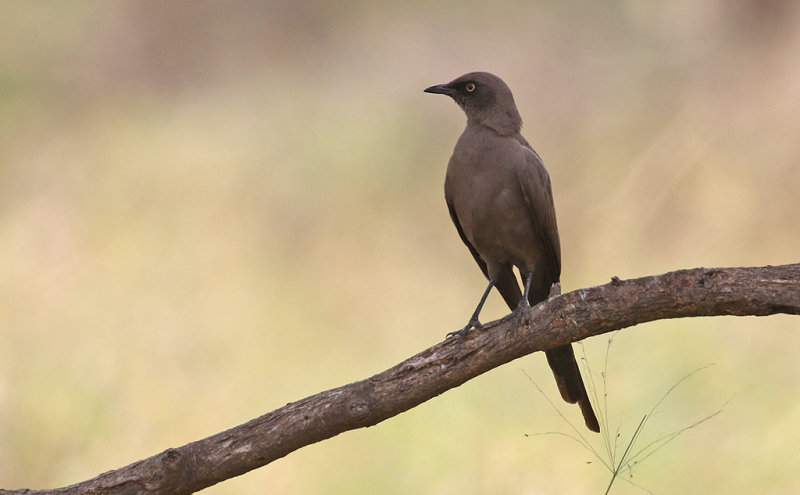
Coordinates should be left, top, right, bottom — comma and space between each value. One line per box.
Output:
1, 2, 799, 493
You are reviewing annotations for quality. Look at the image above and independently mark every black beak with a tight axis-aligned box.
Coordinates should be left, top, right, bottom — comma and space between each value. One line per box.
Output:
424, 84, 455, 96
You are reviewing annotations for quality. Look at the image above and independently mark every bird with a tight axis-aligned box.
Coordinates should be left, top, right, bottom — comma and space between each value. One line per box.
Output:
424, 72, 600, 433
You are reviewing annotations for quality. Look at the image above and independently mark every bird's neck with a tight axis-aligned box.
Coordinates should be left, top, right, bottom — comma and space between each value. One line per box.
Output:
468, 108, 522, 137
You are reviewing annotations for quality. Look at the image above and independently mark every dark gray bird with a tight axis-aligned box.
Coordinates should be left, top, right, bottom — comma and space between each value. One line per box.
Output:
424, 72, 600, 433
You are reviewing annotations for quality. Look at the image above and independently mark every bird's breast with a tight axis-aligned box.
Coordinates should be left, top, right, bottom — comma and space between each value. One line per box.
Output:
445, 132, 543, 266
452, 173, 538, 265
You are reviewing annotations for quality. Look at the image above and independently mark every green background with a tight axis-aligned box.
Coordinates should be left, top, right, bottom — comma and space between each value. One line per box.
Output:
1, 2, 798, 493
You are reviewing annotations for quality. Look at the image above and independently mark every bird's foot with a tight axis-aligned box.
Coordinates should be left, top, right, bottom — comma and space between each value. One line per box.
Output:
507, 300, 531, 334
447, 318, 483, 338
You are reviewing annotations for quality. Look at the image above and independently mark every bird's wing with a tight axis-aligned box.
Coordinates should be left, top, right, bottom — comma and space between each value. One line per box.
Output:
516, 147, 562, 279
445, 193, 489, 280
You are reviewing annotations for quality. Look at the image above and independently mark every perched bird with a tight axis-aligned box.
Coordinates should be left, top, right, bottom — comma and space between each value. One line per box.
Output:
424, 72, 599, 433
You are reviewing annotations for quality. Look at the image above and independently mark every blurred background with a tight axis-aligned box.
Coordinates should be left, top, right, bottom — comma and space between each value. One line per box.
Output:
1, 1, 799, 493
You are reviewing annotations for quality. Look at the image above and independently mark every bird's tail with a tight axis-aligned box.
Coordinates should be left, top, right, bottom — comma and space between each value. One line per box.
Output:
545, 345, 600, 433
496, 272, 600, 433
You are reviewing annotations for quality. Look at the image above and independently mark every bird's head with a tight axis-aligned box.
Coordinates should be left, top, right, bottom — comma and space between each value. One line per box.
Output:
424, 71, 522, 136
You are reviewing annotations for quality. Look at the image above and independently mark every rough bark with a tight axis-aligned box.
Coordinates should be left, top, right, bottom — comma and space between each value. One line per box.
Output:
3, 264, 799, 495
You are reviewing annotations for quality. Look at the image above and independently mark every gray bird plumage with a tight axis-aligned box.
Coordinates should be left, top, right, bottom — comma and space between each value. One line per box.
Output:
425, 72, 600, 433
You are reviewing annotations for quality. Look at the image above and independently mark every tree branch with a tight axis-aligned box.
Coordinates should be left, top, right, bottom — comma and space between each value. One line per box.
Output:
3, 264, 799, 495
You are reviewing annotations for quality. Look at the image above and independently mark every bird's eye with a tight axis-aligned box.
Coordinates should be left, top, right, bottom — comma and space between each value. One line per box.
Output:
465, 83, 476, 92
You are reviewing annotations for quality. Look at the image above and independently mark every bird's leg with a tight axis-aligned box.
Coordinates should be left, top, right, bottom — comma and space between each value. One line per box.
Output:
519, 267, 534, 309
509, 268, 534, 332
447, 280, 494, 338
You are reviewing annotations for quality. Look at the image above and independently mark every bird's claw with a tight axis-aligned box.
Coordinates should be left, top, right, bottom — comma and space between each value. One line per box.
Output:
507, 301, 531, 335
446, 328, 468, 339
447, 318, 483, 338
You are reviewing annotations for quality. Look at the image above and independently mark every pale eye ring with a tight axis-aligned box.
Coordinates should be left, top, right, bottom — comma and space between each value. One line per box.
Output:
465, 83, 476, 92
